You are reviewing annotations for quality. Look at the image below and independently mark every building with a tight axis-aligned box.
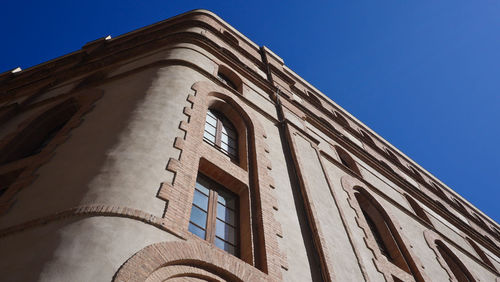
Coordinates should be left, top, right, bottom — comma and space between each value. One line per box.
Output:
0, 9, 498, 282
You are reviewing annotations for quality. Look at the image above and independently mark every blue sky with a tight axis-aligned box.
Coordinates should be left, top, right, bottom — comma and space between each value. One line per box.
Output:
1, 1, 498, 223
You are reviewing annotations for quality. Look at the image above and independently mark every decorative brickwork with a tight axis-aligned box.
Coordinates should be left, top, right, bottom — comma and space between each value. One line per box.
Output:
424, 230, 480, 282
341, 176, 429, 282
0, 204, 173, 238
113, 241, 268, 282
155, 79, 286, 280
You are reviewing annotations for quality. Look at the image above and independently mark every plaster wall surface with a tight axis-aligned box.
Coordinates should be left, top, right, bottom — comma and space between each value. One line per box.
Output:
293, 134, 366, 281
255, 113, 320, 282
0, 10, 498, 282
0, 217, 178, 282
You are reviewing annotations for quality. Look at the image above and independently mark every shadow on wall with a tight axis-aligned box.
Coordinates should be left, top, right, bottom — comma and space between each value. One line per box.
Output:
0, 65, 183, 280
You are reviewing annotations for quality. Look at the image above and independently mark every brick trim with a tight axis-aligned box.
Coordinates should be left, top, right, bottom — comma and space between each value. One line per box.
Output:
0, 204, 179, 238
156, 80, 285, 279
146, 265, 225, 281
284, 127, 335, 282
113, 241, 268, 282
341, 175, 430, 282
424, 230, 479, 282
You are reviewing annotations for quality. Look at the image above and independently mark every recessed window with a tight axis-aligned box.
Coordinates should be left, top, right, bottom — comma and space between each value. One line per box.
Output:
188, 174, 239, 256
355, 189, 421, 279
466, 238, 496, 270
405, 195, 433, 226
436, 240, 476, 282
217, 72, 237, 91
334, 145, 361, 176
203, 109, 238, 159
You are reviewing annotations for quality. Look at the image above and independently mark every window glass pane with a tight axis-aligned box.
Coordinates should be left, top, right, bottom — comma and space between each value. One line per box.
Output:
217, 191, 236, 209
220, 141, 229, 152
195, 178, 210, 195
206, 114, 217, 126
217, 203, 236, 226
193, 190, 209, 210
215, 237, 236, 255
203, 131, 216, 143
204, 123, 216, 136
216, 219, 236, 244
189, 206, 207, 229
189, 223, 206, 239
207, 110, 216, 119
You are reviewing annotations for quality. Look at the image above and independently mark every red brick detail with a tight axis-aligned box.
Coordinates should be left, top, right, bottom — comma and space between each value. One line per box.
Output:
146, 265, 225, 281
423, 230, 480, 282
113, 241, 269, 282
341, 176, 430, 282
286, 128, 336, 282
0, 204, 184, 239
173, 137, 185, 150
154, 80, 286, 280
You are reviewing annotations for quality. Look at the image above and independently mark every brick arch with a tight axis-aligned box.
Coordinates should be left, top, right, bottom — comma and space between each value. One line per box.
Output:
148, 265, 223, 282
341, 175, 429, 282
113, 241, 267, 282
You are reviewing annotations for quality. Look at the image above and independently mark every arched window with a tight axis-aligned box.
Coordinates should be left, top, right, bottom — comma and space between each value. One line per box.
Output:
203, 109, 238, 160
306, 91, 322, 108
217, 72, 237, 90
385, 148, 401, 165
409, 166, 424, 182
452, 198, 469, 216
360, 130, 375, 145
465, 238, 496, 271
472, 213, 490, 231
355, 189, 422, 279
492, 227, 500, 240
189, 174, 239, 256
0, 99, 78, 165
334, 145, 361, 176
333, 111, 349, 128
430, 182, 448, 199
217, 65, 242, 92
404, 195, 433, 226
436, 240, 476, 282
379, 160, 395, 173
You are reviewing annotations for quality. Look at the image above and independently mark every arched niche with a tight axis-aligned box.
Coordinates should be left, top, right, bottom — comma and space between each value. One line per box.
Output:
216, 65, 243, 93
353, 187, 425, 281
333, 145, 361, 176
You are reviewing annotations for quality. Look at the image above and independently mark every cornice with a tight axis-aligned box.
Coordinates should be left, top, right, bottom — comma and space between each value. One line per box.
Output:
0, 10, 266, 96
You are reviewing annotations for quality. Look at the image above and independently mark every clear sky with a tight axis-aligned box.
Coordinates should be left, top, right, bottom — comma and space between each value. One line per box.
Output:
1, 1, 498, 223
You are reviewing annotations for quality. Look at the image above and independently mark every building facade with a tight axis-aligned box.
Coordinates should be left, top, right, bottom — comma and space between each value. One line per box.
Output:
0, 9, 498, 282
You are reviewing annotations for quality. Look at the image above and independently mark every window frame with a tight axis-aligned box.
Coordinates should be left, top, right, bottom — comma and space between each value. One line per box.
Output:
203, 109, 239, 160
188, 174, 240, 257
